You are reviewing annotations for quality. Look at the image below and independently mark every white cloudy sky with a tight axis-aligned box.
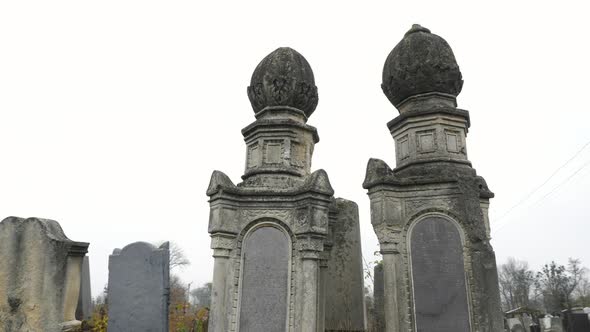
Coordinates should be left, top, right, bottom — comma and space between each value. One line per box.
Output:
1, 1, 589, 297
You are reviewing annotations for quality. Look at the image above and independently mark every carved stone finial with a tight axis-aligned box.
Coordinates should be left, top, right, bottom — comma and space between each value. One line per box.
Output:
247, 47, 318, 118
382, 24, 463, 108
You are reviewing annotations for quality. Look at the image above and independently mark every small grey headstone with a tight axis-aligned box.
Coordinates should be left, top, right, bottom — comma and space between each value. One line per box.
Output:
410, 216, 470, 332
238, 226, 289, 332
107, 242, 170, 332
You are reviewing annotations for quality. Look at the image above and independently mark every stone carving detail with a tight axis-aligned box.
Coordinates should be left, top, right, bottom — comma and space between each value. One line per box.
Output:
417, 130, 436, 153
241, 209, 291, 225
382, 24, 463, 107
247, 47, 318, 117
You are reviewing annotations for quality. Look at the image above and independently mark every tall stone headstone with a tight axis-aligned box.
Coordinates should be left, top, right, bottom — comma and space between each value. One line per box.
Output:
206, 47, 364, 332
76, 256, 93, 321
107, 242, 170, 332
363, 24, 503, 331
0, 217, 89, 332
373, 263, 385, 332
325, 198, 366, 332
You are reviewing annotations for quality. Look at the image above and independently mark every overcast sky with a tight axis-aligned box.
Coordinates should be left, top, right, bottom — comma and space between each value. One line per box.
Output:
1, 1, 589, 297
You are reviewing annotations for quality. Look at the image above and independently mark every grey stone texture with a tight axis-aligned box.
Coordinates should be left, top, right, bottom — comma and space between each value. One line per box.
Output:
0, 217, 89, 332
364, 24, 503, 332
207, 47, 364, 332
325, 198, 366, 332
76, 256, 93, 321
411, 217, 470, 331
107, 241, 170, 332
373, 264, 385, 332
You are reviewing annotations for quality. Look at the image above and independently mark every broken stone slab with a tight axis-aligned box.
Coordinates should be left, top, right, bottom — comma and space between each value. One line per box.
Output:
0, 216, 89, 332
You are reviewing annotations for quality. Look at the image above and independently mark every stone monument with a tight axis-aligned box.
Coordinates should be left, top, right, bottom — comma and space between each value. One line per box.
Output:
107, 241, 170, 332
206, 47, 365, 332
0, 216, 89, 332
363, 25, 503, 331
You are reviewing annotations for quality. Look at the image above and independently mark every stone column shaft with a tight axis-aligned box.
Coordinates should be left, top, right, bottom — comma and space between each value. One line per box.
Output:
62, 255, 83, 322
382, 252, 399, 332
300, 255, 319, 332
209, 249, 230, 332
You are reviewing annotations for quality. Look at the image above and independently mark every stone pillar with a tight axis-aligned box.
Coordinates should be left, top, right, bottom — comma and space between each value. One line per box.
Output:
301, 252, 320, 332
208, 234, 234, 332
373, 263, 385, 332
318, 254, 329, 332
381, 247, 400, 332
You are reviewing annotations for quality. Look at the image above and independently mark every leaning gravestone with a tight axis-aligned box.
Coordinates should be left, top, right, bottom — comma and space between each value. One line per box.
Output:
541, 317, 564, 332
0, 217, 89, 332
107, 241, 170, 332
76, 256, 93, 321
325, 198, 366, 332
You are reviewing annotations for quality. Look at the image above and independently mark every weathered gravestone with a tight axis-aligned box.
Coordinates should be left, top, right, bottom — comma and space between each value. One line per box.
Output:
325, 198, 366, 332
363, 24, 503, 332
373, 263, 385, 332
76, 256, 93, 321
541, 317, 564, 332
0, 216, 89, 332
107, 242, 170, 332
206, 47, 364, 332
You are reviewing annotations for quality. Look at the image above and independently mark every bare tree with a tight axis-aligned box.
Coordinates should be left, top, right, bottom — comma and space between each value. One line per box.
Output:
536, 258, 586, 312
498, 257, 536, 311
156, 241, 190, 271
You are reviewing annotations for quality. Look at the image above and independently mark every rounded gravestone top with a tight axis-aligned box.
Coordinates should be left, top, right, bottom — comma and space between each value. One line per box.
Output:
247, 47, 318, 118
382, 24, 463, 107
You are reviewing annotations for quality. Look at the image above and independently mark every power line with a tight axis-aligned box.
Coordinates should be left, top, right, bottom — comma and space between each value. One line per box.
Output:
494, 158, 590, 234
492, 139, 590, 228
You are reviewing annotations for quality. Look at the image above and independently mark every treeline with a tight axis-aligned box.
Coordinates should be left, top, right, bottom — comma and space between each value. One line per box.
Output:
498, 257, 590, 313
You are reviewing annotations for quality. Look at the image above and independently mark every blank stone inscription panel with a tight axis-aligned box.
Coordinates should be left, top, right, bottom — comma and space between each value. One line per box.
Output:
410, 217, 470, 332
239, 226, 289, 332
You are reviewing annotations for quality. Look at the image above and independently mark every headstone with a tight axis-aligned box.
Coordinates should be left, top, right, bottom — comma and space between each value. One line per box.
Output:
107, 242, 170, 332
373, 263, 385, 332
76, 256, 93, 321
541, 317, 564, 332
206, 47, 361, 332
0, 217, 89, 332
325, 198, 366, 332
364, 24, 503, 331
410, 217, 470, 331
238, 226, 290, 332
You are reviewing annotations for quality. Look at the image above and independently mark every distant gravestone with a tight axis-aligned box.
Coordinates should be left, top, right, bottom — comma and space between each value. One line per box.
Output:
0, 217, 89, 332
410, 216, 470, 332
107, 242, 170, 332
541, 317, 564, 332
76, 256, 93, 321
325, 198, 366, 332
238, 226, 290, 332
373, 263, 385, 332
